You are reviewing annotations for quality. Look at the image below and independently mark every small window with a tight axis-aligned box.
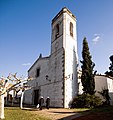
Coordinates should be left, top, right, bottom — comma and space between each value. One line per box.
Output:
70, 22, 73, 37
36, 68, 40, 77
56, 24, 59, 34
55, 24, 59, 38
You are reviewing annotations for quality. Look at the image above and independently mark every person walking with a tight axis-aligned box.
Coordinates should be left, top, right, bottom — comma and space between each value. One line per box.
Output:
39, 96, 44, 110
46, 97, 50, 109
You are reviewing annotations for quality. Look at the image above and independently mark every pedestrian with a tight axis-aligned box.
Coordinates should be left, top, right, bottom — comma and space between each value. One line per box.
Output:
39, 96, 44, 110
46, 96, 50, 109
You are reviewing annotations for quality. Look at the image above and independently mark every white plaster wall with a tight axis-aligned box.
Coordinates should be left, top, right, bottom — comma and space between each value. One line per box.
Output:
25, 58, 50, 104
107, 78, 113, 92
95, 76, 108, 101
45, 49, 64, 107
24, 78, 37, 104
95, 75, 113, 105
51, 15, 63, 54
49, 48, 64, 81
25, 50, 64, 107
24, 89, 33, 104
63, 11, 78, 108
51, 8, 78, 108
40, 81, 63, 107
63, 12, 77, 53
52, 15, 63, 42
28, 57, 49, 80
107, 78, 113, 105
78, 79, 83, 95
77, 74, 113, 105
95, 76, 108, 92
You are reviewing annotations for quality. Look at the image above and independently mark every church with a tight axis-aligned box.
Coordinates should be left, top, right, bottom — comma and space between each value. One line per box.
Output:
24, 7, 78, 108
24, 7, 113, 108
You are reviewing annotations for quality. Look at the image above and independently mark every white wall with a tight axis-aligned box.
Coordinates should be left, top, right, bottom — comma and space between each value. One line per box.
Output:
95, 75, 113, 105
107, 77, 113, 105
95, 75, 108, 101
78, 74, 113, 105
63, 9, 78, 108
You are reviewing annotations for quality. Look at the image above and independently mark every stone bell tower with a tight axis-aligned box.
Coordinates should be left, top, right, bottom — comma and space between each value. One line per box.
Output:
51, 7, 78, 108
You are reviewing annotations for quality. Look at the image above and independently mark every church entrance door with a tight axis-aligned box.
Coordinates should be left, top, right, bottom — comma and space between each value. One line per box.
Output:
34, 89, 39, 105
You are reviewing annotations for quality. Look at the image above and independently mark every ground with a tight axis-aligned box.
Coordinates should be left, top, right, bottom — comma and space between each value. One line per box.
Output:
73, 106, 113, 120
72, 113, 113, 120
4, 106, 113, 120
22, 106, 113, 120
22, 108, 82, 120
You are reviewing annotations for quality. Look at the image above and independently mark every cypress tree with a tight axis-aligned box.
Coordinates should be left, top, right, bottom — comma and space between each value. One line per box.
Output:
105, 55, 113, 77
81, 37, 96, 95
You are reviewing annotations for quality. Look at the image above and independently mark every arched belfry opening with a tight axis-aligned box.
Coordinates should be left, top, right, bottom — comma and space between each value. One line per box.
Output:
70, 22, 73, 37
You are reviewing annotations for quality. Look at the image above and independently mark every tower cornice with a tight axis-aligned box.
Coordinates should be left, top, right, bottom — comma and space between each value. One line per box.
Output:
52, 7, 76, 24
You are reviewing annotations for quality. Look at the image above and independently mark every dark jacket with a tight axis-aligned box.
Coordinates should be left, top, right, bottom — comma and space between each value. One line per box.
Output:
39, 97, 44, 110
46, 97, 50, 109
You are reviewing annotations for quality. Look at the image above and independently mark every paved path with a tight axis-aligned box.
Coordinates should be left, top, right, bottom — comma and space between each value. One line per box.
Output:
23, 108, 82, 120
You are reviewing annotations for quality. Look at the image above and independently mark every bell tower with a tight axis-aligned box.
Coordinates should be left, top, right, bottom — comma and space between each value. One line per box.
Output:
51, 7, 78, 108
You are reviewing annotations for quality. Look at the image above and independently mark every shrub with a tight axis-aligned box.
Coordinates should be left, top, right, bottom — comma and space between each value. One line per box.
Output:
71, 93, 103, 108
98, 89, 110, 105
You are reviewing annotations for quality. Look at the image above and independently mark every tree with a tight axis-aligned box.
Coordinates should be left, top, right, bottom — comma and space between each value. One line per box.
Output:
0, 73, 32, 119
81, 37, 96, 95
71, 93, 102, 108
105, 55, 113, 77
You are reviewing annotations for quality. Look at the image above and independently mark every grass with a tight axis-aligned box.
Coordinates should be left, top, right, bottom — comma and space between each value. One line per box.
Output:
3, 106, 113, 120
73, 105, 113, 116
4, 107, 51, 120
72, 108, 90, 112
71, 105, 113, 117
72, 106, 113, 120
89, 105, 113, 113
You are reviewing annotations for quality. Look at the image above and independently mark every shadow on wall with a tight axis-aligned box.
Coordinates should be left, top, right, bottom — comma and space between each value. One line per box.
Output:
109, 92, 113, 105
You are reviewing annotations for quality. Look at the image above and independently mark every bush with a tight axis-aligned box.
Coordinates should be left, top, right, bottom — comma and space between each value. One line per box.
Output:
71, 93, 103, 108
98, 89, 110, 105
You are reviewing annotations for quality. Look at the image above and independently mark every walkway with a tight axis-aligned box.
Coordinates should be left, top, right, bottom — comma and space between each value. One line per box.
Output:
23, 108, 82, 120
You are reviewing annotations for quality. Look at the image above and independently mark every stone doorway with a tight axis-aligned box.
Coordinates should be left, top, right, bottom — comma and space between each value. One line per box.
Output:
34, 89, 39, 105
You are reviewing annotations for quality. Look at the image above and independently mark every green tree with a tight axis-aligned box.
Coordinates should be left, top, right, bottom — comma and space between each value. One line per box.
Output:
81, 37, 96, 95
105, 55, 113, 77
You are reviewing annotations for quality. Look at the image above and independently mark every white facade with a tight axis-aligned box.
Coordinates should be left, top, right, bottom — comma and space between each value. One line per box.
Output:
24, 7, 78, 108
77, 70, 83, 95
24, 7, 113, 107
95, 75, 113, 105
78, 73, 113, 105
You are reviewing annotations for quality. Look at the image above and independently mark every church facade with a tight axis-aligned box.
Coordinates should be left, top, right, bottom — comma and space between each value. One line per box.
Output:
24, 7, 78, 108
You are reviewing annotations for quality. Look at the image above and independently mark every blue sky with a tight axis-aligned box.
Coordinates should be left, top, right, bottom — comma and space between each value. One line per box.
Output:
0, 0, 113, 77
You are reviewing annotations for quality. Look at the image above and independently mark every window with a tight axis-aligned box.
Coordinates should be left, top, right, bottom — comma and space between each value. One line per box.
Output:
56, 24, 59, 34
55, 24, 59, 38
36, 68, 40, 77
70, 22, 73, 37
